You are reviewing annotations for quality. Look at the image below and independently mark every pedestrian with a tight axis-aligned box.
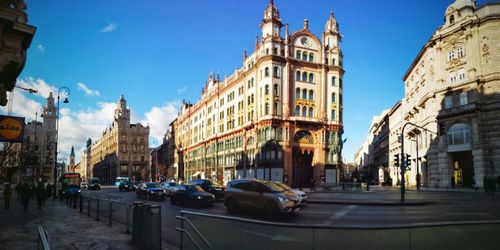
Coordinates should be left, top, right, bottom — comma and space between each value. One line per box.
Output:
4, 183, 11, 210
310, 178, 315, 192
20, 183, 31, 212
451, 176, 455, 189
36, 182, 46, 211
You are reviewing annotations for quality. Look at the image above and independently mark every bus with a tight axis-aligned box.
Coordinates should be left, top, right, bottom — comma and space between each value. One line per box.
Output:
115, 176, 130, 186
60, 172, 81, 198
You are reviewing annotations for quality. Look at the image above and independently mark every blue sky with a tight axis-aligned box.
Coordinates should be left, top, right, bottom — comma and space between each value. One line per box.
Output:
3, 0, 478, 163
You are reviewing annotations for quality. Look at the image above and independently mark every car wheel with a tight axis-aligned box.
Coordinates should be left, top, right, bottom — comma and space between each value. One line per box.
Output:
265, 202, 279, 219
225, 198, 238, 213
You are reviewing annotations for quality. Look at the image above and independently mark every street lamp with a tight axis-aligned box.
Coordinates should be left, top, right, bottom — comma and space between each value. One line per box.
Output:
53, 87, 70, 198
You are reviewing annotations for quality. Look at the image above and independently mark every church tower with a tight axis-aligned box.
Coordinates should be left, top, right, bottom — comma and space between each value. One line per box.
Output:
69, 146, 75, 171
114, 95, 130, 128
260, 0, 282, 39
43, 92, 57, 143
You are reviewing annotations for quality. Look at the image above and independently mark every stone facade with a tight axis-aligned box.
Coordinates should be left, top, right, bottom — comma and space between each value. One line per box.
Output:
150, 129, 175, 182
89, 95, 150, 184
172, 0, 344, 186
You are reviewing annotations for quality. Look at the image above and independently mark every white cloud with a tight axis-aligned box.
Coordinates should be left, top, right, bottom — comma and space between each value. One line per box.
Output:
37, 44, 45, 52
143, 102, 179, 146
16, 77, 57, 99
100, 22, 117, 33
77, 82, 100, 96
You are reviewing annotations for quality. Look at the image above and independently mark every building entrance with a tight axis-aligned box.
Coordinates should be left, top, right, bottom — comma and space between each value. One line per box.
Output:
292, 148, 314, 188
450, 151, 474, 187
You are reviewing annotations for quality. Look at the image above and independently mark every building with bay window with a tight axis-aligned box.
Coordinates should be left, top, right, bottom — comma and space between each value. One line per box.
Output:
172, 0, 345, 186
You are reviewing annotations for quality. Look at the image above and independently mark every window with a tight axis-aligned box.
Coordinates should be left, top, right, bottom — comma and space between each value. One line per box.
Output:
273, 66, 280, 78
458, 68, 465, 82
309, 90, 314, 100
331, 92, 336, 103
296, 88, 300, 99
448, 51, 455, 61
447, 123, 471, 145
296, 50, 301, 60
332, 76, 336, 86
265, 48, 269, 55
265, 67, 270, 77
459, 92, 468, 106
444, 95, 452, 109
273, 84, 279, 96
296, 71, 301, 81
457, 47, 464, 58
332, 58, 336, 65
302, 72, 307, 82
273, 47, 278, 55
302, 89, 307, 99
265, 103, 269, 115
331, 109, 336, 121
273, 102, 278, 115
302, 52, 308, 61
302, 106, 307, 117
265, 85, 269, 95
308, 107, 313, 117
309, 53, 314, 62
449, 71, 457, 83
449, 15, 455, 24
295, 106, 300, 115
309, 73, 314, 83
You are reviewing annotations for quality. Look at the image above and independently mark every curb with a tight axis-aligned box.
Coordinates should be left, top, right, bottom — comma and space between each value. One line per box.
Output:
309, 199, 434, 206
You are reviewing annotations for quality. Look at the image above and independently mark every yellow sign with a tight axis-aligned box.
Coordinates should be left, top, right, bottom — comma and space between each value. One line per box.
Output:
0, 115, 25, 142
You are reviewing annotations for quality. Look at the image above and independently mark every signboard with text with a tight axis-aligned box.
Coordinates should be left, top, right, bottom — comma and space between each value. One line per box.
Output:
0, 115, 25, 143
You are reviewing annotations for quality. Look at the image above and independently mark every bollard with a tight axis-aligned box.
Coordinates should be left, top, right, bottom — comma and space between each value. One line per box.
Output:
79, 196, 83, 213
87, 197, 91, 217
108, 200, 112, 227
96, 199, 100, 221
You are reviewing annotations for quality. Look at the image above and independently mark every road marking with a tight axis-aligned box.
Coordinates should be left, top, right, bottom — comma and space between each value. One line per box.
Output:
325, 205, 357, 224
445, 212, 491, 216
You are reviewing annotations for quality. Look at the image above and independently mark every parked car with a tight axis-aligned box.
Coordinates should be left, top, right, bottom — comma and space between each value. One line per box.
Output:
160, 182, 178, 196
274, 182, 308, 207
119, 181, 136, 192
88, 177, 101, 190
224, 179, 300, 218
80, 182, 88, 190
189, 179, 226, 200
135, 182, 166, 200
170, 184, 215, 207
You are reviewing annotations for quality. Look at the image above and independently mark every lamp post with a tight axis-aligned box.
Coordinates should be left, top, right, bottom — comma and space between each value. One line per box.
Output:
53, 87, 70, 198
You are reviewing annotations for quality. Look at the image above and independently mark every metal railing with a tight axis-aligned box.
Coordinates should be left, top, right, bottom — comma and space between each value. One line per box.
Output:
310, 182, 367, 192
177, 210, 500, 250
37, 225, 50, 250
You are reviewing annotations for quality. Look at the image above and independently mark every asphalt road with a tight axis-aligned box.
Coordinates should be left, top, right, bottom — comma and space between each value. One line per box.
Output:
81, 186, 500, 248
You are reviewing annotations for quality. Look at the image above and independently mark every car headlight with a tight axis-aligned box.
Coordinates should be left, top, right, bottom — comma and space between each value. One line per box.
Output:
78, 190, 81, 193
196, 196, 202, 199
150, 191, 154, 194
278, 196, 289, 203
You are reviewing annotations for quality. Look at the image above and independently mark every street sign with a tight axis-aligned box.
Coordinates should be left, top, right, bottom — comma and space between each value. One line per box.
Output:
0, 115, 25, 142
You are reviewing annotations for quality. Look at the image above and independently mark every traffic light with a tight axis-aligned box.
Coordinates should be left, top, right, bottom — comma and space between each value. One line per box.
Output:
393, 154, 399, 167
406, 154, 412, 167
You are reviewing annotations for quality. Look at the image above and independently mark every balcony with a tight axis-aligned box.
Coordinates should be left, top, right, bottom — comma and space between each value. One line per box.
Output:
437, 103, 477, 119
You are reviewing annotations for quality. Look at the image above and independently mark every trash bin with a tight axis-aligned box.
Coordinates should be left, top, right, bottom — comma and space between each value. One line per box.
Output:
148, 205, 161, 250
132, 202, 144, 242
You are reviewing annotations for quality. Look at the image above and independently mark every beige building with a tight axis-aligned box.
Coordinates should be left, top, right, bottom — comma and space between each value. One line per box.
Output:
89, 95, 150, 183
173, 0, 345, 186
357, 0, 500, 188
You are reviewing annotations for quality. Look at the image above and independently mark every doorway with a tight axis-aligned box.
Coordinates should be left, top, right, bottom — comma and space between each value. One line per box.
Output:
450, 151, 474, 187
292, 148, 314, 188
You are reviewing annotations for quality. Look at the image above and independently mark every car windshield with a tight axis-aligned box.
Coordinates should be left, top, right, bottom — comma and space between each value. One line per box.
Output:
123, 181, 133, 185
146, 183, 160, 188
261, 181, 287, 192
186, 185, 204, 192
274, 182, 291, 190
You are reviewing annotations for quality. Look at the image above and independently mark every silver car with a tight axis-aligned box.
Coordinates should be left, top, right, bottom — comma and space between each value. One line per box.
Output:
160, 182, 178, 196
224, 179, 300, 218
274, 182, 308, 207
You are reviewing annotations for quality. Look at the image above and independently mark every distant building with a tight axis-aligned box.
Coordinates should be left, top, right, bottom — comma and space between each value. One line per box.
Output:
89, 95, 150, 184
150, 129, 175, 182
172, 0, 345, 186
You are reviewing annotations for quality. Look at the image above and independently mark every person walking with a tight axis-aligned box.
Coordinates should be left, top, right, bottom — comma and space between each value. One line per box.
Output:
20, 183, 31, 212
36, 182, 46, 211
4, 183, 11, 210
450, 176, 455, 189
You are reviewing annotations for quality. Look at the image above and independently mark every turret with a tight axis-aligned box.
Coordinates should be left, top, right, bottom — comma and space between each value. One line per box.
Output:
323, 11, 342, 66
260, 0, 282, 39
114, 95, 130, 125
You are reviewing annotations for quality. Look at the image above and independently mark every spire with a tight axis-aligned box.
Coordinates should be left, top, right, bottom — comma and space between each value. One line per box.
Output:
70, 146, 75, 157
303, 19, 309, 29
263, 0, 280, 22
325, 10, 338, 33
243, 49, 247, 60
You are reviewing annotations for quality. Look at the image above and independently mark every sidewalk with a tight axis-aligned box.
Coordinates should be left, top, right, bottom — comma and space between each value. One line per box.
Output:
0, 193, 140, 250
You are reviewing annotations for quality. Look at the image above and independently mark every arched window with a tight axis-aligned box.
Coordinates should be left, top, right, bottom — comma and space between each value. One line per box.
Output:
273, 84, 279, 96
308, 107, 313, 117
296, 71, 301, 81
302, 89, 307, 99
273, 102, 278, 115
265, 103, 269, 115
309, 53, 314, 62
296, 88, 300, 99
309, 73, 314, 83
302, 106, 307, 117
302, 52, 308, 61
331, 109, 336, 121
302, 72, 307, 82
265, 85, 269, 95
264, 67, 270, 77
449, 15, 455, 24
309, 90, 314, 100
447, 123, 471, 145
332, 76, 336, 86
331, 92, 336, 103
273, 66, 280, 78
295, 106, 300, 115
296, 50, 301, 60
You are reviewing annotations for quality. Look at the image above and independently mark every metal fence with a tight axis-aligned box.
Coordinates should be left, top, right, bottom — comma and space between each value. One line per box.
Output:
177, 210, 500, 250
311, 182, 367, 192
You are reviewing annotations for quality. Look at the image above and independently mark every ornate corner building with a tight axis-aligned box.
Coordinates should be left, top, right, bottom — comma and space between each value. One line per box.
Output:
88, 95, 150, 183
172, 0, 344, 186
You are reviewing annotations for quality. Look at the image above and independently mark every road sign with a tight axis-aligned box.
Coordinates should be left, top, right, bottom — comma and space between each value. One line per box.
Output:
0, 115, 25, 142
